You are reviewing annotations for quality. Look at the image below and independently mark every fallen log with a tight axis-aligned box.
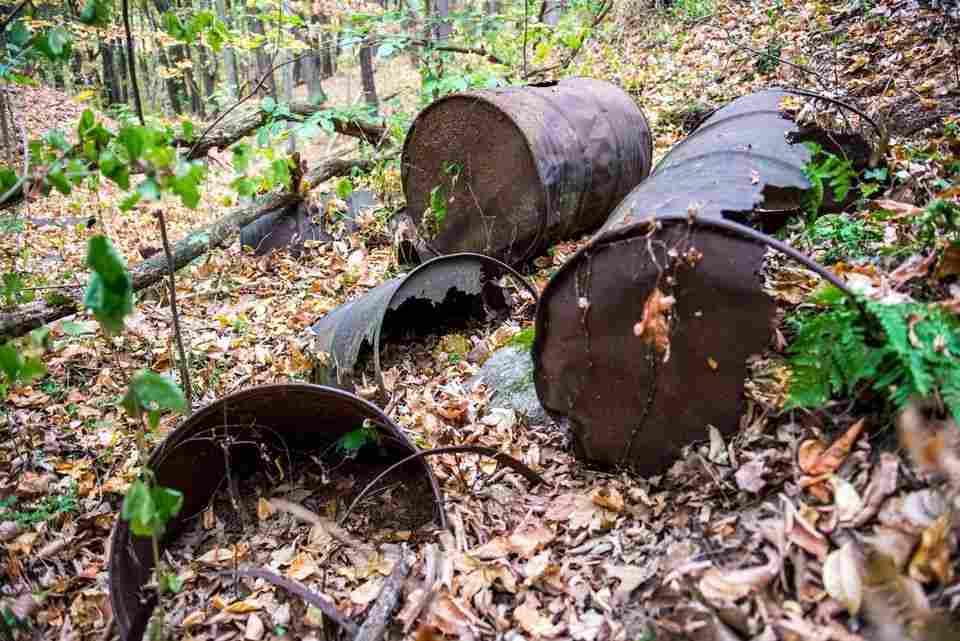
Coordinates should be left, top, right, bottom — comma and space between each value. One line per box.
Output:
0, 156, 371, 340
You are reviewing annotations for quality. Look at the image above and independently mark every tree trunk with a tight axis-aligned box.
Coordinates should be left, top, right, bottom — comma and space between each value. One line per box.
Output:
305, 14, 326, 103
359, 35, 379, 114
115, 41, 129, 106
433, 0, 451, 41
101, 41, 120, 105
215, 0, 239, 96
319, 13, 336, 77
0, 85, 13, 166
250, 15, 277, 98
540, 0, 564, 25
0, 156, 374, 339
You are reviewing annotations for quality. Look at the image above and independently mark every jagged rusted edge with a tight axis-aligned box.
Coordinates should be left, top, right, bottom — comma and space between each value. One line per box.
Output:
370, 252, 539, 388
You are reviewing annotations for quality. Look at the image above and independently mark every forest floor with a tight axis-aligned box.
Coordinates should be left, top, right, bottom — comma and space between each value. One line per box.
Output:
2, 0, 960, 640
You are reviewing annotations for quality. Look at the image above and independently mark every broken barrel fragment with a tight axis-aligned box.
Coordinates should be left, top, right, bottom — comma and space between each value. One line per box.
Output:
401, 77, 654, 266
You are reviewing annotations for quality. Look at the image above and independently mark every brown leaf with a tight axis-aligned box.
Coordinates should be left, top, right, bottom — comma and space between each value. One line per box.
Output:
590, 486, 625, 513
823, 542, 864, 616
507, 525, 555, 558
605, 563, 655, 603
735, 458, 767, 493
798, 419, 865, 476
513, 593, 564, 639
873, 199, 924, 218
698, 548, 781, 603
15, 471, 53, 498
890, 252, 937, 288
633, 287, 675, 361
908, 513, 954, 585
244, 613, 265, 641
469, 537, 510, 561
850, 453, 900, 527
935, 242, 960, 280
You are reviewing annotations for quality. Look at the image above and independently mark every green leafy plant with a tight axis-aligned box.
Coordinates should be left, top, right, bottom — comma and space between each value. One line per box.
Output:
916, 198, 960, 248
0, 483, 78, 527
803, 213, 884, 263
0, 328, 49, 396
755, 38, 783, 74
336, 419, 380, 456
786, 286, 960, 421
802, 142, 856, 217
83, 236, 134, 335
121, 370, 189, 431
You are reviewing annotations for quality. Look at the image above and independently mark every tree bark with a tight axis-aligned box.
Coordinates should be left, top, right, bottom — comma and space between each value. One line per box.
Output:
540, 0, 564, 25
359, 36, 379, 114
0, 84, 12, 166
216, 0, 239, 96
101, 41, 120, 105
0, 155, 371, 339
433, 0, 451, 41
250, 15, 277, 98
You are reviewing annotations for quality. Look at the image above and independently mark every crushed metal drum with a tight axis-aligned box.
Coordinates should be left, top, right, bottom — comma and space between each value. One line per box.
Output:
306, 252, 537, 391
401, 77, 653, 265
108, 384, 444, 641
600, 89, 878, 233
533, 214, 854, 475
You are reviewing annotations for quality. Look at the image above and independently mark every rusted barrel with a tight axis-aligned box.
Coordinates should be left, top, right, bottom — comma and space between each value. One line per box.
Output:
108, 384, 444, 641
533, 90, 870, 475
401, 78, 653, 266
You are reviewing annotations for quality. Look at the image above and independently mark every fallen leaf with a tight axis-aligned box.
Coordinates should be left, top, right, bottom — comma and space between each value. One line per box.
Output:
850, 453, 899, 526
735, 458, 767, 493
590, 486, 625, 513
181, 610, 205, 627
798, 419, 865, 476
707, 425, 728, 464
350, 577, 385, 606
198, 543, 250, 566
831, 476, 864, 524
513, 593, 564, 638
634, 287, 675, 360
605, 563, 655, 603
823, 542, 863, 616
224, 599, 262, 614
507, 525, 555, 557
469, 537, 510, 560
909, 513, 953, 585
244, 613, 265, 640
699, 548, 781, 603
257, 497, 274, 520
287, 552, 319, 581
873, 199, 924, 218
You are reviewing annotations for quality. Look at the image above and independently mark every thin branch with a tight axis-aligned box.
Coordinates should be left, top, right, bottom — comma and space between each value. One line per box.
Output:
154, 210, 192, 411
223, 568, 358, 635
187, 52, 313, 159
339, 445, 544, 525
406, 39, 505, 65
523, 0, 612, 79
522, 0, 529, 78
353, 549, 412, 641
121, 0, 144, 126
0, 0, 31, 31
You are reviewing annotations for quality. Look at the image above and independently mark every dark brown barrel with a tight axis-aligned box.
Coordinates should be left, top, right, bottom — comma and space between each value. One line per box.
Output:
401, 77, 653, 266
108, 384, 444, 641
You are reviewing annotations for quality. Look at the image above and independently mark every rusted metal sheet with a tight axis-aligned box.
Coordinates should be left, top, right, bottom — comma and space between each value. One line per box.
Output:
533, 214, 854, 475
401, 78, 653, 265
596, 89, 875, 233
108, 384, 444, 641
307, 253, 537, 390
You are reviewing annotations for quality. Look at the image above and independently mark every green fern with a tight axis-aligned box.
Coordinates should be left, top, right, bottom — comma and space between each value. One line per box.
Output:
802, 143, 855, 217
786, 287, 960, 422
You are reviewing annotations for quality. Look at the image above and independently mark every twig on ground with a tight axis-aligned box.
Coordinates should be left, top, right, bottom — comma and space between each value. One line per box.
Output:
224, 568, 359, 635
354, 548, 412, 641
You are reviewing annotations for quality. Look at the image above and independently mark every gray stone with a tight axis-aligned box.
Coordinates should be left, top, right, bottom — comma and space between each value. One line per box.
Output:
475, 345, 548, 425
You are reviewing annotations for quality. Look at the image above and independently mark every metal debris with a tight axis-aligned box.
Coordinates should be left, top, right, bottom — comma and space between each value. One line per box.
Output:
306, 253, 537, 391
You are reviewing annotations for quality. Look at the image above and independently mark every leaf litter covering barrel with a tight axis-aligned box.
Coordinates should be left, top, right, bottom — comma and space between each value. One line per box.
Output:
401, 78, 653, 266
533, 89, 871, 475
108, 384, 444, 641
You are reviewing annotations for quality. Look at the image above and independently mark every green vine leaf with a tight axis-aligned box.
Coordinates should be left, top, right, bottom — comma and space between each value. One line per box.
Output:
83, 236, 134, 335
